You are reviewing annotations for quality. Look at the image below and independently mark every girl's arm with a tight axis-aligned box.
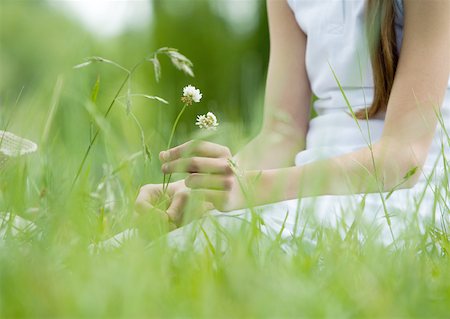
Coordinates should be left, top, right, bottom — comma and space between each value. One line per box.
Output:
135, 0, 310, 221
234, 0, 311, 170
160, 0, 449, 212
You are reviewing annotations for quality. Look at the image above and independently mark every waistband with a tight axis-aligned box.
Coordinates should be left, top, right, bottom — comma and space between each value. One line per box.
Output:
313, 88, 450, 116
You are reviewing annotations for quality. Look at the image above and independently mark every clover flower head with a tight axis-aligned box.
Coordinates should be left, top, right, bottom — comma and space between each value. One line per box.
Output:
195, 112, 219, 131
181, 85, 202, 105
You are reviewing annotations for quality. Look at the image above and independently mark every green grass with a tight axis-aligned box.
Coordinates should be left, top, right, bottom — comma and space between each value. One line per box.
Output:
1, 57, 450, 318
1, 198, 450, 318
1, 81, 450, 318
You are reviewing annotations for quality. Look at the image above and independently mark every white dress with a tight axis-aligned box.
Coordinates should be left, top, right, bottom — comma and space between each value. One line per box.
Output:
96, 0, 450, 251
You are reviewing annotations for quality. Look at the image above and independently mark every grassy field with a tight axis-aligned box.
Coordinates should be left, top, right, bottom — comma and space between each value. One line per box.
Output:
1, 54, 449, 317
1, 2, 450, 318
1, 153, 450, 318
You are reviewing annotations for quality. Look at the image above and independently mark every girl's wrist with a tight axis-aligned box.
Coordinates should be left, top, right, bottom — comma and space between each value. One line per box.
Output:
242, 167, 299, 206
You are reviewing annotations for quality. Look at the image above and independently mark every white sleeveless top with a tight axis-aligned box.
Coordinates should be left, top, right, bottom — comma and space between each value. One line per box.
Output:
287, 0, 450, 177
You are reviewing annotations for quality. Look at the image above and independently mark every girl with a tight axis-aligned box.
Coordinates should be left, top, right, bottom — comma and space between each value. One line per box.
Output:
136, 0, 450, 246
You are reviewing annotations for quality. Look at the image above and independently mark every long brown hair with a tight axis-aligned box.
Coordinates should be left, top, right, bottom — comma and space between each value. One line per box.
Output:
356, 0, 399, 119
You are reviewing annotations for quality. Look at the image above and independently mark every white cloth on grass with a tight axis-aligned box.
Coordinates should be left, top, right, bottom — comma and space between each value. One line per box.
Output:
0, 130, 38, 170
0, 131, 38, 244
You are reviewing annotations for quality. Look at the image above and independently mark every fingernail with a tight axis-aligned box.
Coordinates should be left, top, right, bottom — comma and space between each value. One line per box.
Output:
162, 164, 168, 172
165, 153, 170, 161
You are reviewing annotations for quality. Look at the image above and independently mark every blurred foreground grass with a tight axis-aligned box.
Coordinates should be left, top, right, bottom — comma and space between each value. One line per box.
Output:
1, 1, 450, 318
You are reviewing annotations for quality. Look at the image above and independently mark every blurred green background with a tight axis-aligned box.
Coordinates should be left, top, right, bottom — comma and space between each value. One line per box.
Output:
0, 0, 269, 186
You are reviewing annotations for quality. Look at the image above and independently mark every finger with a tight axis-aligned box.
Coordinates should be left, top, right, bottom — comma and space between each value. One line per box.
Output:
166, 190, 190, 226
135, 197, 170, 221
166, 190, 216, 226
160, 140, 231, 162
162, 157, 232, 174
135, 184, 169, 213
136, 184, 165, 203
189, 189, 231, 212
185, 173, 234, 191
135, 193, 154, 215
134, 195, 153, 215
135, 185, 176, 234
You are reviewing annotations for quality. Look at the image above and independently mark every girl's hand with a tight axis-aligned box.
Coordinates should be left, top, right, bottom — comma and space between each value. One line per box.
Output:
135, 180, 189, 228
160, 140, 245, 212
135, 179, 213, 230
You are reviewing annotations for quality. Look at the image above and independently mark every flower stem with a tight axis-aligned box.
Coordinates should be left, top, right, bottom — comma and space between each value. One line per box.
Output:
71, 59, 144, 190
163, 103, 187, 192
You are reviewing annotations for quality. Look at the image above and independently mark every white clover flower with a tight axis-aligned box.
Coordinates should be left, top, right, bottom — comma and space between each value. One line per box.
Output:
181, 85, 202, 105
195, 112, 219, 130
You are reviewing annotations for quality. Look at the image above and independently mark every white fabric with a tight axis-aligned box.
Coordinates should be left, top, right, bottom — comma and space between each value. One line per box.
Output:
0, 130, 38, 170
